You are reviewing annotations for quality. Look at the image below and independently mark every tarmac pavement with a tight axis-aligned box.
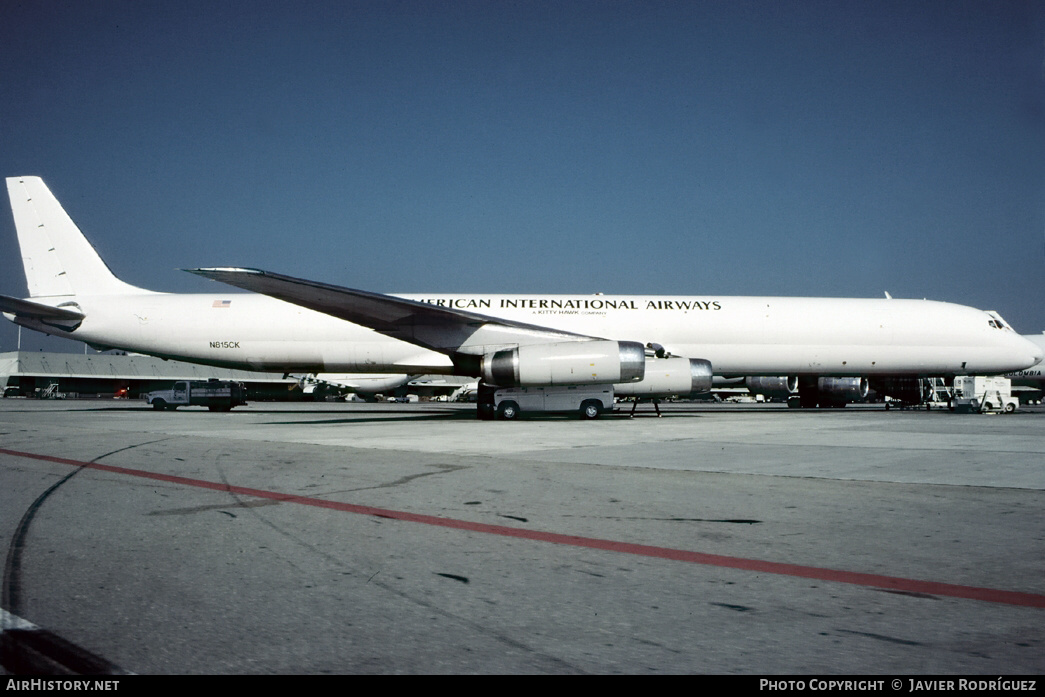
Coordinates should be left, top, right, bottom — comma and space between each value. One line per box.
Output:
1, 400, 1042, 674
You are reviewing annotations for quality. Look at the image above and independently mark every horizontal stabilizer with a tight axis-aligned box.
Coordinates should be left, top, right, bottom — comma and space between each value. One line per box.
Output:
0, 294, 85, 320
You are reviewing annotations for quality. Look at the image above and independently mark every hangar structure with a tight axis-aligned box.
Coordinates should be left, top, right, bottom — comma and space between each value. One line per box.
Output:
0, 351, 301, 401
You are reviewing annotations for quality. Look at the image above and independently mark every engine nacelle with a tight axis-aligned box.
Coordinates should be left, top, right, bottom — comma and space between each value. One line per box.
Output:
817, 376, 869, 404
481, 340, 645, 388
745, 375, 798, 398
615, 357, 713, 397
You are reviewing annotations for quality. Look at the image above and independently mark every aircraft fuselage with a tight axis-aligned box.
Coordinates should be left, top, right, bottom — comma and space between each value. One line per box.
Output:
12, 291, 1038, 378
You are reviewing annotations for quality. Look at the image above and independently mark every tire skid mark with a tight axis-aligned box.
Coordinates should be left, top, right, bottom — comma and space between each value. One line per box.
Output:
147, 499, 282, 516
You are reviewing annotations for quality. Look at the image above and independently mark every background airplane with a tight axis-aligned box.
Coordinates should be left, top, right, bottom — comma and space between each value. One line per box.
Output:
299, 373, 418, 401
1007, 333, 1045, 403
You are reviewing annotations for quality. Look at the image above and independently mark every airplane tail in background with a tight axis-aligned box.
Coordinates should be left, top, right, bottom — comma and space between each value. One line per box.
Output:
6, 176, 144, 298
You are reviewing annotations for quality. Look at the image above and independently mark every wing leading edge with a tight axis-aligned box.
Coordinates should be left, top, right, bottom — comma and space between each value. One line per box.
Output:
186, 267, 596, 358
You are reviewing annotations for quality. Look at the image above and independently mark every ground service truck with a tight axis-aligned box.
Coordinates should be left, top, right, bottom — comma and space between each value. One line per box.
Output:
951, 376, 1019, 413
145, 379, 247, 411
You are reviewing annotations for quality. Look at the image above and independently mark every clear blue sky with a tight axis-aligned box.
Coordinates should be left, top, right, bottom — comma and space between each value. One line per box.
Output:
2, 0, 1043, 353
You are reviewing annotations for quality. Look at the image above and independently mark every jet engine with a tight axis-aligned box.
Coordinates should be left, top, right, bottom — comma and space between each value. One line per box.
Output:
816, 377, 869, 406
481, 340, 646, 388
795, 376, 870, 407
615, 357, 713, 397
745, 375, 798, 399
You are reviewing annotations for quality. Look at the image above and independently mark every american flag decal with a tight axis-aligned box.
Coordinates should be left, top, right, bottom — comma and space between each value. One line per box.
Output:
212, 300, 231, 308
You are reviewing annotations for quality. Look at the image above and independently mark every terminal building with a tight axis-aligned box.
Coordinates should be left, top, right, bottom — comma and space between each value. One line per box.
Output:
0, 351, 470, 402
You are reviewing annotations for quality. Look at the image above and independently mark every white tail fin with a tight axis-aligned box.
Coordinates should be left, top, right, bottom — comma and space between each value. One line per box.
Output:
6, 176, 144, 298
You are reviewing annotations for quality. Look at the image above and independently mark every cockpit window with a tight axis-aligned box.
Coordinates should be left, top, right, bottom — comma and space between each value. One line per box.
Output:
985, 311, 1013, 331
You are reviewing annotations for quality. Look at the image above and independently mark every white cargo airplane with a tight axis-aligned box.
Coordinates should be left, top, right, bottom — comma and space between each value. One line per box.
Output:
2, 176, 1041, 414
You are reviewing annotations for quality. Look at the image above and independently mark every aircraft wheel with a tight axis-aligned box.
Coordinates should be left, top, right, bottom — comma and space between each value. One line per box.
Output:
579, 400, 602, 420
497, 401, 520, 420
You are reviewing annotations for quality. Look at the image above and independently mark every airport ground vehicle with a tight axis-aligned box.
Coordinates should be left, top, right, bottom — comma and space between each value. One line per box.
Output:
951, 376, 1019, 413
144, 379, 247, 411
477, 383, 614, 420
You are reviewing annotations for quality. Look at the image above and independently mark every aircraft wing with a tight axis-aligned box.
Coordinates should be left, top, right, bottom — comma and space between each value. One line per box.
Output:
187, 267, 595, 356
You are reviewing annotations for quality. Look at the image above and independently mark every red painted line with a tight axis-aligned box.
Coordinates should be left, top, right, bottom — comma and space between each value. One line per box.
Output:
4, 446, 1044, 609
